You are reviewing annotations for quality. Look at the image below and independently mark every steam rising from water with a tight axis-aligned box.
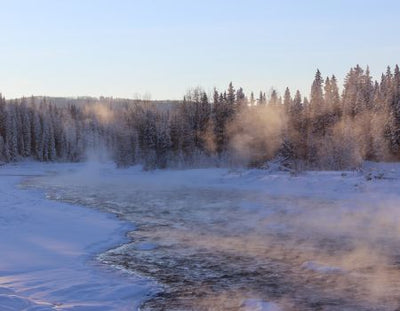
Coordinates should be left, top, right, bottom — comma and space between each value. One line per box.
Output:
226, 104, 393, 169
228, 106, 286, 164
83, 102, 116, 124
26, 162, 400, 310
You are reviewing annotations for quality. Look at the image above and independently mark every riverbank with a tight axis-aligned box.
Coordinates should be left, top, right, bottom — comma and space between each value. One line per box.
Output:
0, 162, 156, 310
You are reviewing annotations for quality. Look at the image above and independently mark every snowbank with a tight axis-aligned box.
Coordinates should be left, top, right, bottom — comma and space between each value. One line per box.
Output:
0, 163, 155, 310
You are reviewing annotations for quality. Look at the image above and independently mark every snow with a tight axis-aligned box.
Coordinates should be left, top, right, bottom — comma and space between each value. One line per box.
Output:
0, 163, 156, 310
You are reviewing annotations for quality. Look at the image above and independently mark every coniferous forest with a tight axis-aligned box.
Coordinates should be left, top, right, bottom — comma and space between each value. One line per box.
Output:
1, 64, 400, 170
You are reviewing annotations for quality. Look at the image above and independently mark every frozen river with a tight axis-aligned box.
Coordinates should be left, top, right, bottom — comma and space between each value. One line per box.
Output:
17, 161, 400, 310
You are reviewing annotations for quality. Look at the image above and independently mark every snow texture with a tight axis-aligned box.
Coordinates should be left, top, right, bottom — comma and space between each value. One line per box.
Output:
0, 163, 155, 310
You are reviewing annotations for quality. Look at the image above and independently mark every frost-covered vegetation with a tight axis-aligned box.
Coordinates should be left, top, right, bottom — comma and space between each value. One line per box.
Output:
1, 64, 400, 170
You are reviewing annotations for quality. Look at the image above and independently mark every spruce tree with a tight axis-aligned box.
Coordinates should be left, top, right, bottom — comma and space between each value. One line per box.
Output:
283, 87, 292, 112
250, 92, 255, 106
310, 69, 324, 115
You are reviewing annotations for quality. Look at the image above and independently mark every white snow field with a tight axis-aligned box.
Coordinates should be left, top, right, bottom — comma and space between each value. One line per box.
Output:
0, 163, 156, 311
3, 161, 400, 310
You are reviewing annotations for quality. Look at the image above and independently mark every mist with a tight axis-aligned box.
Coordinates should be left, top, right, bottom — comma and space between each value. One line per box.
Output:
23, 159, 400, 310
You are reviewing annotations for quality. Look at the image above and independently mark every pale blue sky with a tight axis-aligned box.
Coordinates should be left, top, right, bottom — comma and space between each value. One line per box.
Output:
0, 0, 399, 100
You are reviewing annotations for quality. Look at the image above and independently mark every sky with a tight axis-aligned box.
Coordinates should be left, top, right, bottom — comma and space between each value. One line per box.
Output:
0, 0, 399, 100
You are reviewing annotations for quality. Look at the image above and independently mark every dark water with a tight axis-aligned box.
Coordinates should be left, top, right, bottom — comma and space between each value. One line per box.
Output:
23, 169, 400, 311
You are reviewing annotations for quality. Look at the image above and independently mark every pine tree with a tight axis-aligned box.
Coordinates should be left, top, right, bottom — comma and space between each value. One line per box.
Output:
155, 112, 171, 168
227, 82, 235, 106
0, 135, 5, 162
5, 105, 18, 162
324, 77, 331, 109
258, 91, 266, 105
330, 75, 341, 118
394, 65, 400, 103
250, 92, 255, 106
213, 88, 219, 108
214, 92, 226, 155
291, 90, 303, 115
236, 87, 246, 109
20, 101, 32, 157
310, 69, 324, 115
47, 118, 56, 161
31, 107, 43, 161
168, 111, 182, 157
283, 87, 292, 112
0, 95, 7, 161
269, 89, 279, 107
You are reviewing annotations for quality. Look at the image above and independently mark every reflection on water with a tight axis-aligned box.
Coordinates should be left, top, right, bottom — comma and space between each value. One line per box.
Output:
24, 170, 400, 311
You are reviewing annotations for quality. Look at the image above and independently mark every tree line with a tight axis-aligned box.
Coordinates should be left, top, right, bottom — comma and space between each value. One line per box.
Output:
0, 64, 399, 170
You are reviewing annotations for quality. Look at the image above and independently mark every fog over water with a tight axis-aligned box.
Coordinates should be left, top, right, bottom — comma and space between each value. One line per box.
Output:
25, 162, 400, 310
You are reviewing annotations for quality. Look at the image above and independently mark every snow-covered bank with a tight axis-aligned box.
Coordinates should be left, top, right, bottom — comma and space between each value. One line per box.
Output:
0, 163, 156, 310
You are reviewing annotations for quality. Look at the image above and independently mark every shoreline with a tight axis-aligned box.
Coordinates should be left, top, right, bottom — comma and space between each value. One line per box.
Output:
0, 163, 156, 310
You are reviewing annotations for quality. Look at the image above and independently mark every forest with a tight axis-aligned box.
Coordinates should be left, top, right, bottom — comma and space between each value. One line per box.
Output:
0, 64, 399, 171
